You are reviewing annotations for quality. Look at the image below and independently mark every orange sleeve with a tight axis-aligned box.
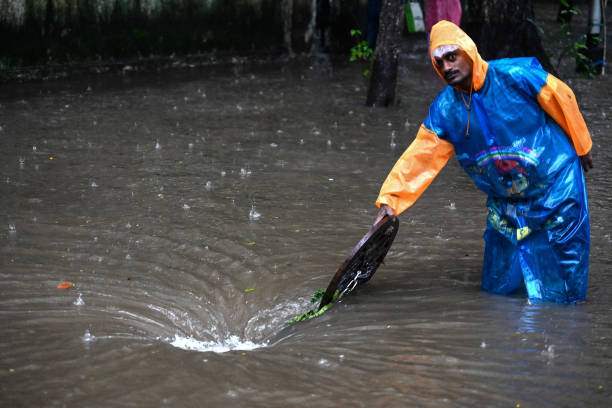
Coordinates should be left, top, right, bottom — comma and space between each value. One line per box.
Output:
376, 124, 455, 215
537, 74, 592, 156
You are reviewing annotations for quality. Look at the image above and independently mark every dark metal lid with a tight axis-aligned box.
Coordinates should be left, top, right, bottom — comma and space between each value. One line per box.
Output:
318, 215, 399, 310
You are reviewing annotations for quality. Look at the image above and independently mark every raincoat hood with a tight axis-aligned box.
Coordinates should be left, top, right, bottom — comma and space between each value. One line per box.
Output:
430, 20, 488, 91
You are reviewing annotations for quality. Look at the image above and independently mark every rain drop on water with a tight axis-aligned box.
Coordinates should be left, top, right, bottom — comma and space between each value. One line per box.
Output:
74, 293, 85, 307
249, 205, 261, 221
82, 330, 95, 342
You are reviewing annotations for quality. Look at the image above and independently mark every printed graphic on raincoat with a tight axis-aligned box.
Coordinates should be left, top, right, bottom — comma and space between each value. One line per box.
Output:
376, 21, 592, 304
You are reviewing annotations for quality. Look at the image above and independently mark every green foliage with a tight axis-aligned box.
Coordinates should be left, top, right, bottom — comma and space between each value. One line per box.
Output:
528, 2, 598, 78
349, 29, 374, 77
310, 289, 325, 304
572, 34, 600, 77
288, 289, 339, 323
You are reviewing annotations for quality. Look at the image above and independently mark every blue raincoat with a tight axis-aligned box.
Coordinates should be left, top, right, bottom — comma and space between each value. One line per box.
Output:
376, 21, 592, 303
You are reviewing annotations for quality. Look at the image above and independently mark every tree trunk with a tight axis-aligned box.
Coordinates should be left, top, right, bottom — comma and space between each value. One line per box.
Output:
463, 0, 556, 75
315, 0, 331, 53
310, 0, 332, 71
281, 0, 294, 56
366, 0, 405, 107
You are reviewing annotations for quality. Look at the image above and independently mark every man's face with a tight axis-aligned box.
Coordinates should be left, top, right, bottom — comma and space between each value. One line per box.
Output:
434, 49, 473, 91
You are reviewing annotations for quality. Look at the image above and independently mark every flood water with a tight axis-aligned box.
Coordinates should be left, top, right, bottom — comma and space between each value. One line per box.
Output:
1, 55, 611, 407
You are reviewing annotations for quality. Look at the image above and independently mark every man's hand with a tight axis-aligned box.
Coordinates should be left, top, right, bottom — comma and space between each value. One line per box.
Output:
374, 204, 395, 226
580, 151, 593, 172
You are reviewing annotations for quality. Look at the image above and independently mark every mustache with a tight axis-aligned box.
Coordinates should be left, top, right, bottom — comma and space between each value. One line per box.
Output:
444, 70, 459, 80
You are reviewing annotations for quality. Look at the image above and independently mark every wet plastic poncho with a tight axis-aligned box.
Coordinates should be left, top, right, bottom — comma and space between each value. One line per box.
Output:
376, 21, 592, 303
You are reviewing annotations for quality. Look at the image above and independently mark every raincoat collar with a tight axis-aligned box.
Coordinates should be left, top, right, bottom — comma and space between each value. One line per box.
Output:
429, 20, 488, 92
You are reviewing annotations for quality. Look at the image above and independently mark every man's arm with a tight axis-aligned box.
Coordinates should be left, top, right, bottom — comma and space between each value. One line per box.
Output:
536, 74, 594, 171
374, 124, 454, 223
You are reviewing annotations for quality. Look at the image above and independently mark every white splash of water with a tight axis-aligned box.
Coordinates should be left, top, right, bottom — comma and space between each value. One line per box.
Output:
82, 330, 95, 342
74, 293, 85, 307
249, 206, 261, 221
169, 334, 265, 353
541, 344, 556, 358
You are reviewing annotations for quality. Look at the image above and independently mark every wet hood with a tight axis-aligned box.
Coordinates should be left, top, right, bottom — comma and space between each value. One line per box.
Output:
429, 20, 489, 91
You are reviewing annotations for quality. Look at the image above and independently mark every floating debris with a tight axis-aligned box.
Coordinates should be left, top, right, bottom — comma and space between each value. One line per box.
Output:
289, 289, 338, 323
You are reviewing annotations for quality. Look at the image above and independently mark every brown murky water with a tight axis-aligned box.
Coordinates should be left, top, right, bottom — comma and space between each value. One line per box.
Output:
1, 53, 611, 407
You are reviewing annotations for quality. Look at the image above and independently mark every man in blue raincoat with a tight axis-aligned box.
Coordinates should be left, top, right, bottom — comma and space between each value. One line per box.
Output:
375, 21, 593, 304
